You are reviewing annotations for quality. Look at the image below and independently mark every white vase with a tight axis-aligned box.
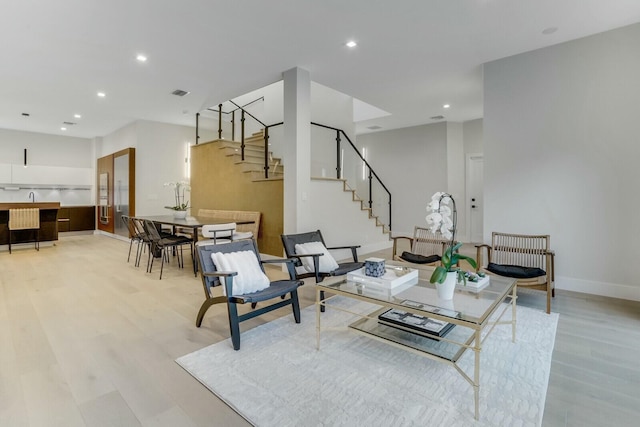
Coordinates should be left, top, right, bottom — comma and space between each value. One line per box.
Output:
173, 210, 187, 220
435, 271, 457, 300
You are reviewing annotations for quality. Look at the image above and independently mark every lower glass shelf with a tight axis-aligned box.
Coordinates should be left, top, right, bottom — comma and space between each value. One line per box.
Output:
348, 311, 475, 363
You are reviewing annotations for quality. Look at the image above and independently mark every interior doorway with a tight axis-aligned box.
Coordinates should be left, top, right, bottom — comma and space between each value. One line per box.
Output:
466, 154, 484, 244
96, 148, 135, 236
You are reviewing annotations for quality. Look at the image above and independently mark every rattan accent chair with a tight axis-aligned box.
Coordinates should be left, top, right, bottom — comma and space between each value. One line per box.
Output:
476, 232, 555, 313
391, 226, 449, 266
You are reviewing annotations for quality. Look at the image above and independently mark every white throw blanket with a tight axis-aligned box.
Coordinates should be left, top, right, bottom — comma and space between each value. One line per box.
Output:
210, 250, 270, 295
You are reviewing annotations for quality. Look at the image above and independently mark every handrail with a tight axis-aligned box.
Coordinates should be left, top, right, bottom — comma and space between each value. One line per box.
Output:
205, 96, 264, 115
228, 100, 267, 128
195, 103, 392, 231
311, 122, 392, 231
196, 97, 264, 144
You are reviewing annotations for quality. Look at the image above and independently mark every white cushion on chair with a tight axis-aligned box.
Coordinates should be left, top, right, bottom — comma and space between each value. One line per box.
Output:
295, 241, 339, 274
210, 250, 270, 295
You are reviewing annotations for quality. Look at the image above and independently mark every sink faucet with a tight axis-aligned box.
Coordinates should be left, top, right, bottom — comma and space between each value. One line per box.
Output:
28, 191, 35, 202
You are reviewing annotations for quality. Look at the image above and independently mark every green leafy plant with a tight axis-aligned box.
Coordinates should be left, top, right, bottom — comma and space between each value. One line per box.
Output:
429, 242, 478, 284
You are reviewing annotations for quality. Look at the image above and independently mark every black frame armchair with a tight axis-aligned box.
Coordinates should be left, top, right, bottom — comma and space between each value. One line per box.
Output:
281, 230, 363, 311
195, 239, 303, 350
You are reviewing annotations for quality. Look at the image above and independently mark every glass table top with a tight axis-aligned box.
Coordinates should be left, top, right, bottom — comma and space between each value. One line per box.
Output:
317, 265, 516, 326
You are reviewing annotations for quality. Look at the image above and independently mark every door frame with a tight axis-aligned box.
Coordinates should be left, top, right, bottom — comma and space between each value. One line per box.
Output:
465, 153, 484, 244
96, 148, 135, 234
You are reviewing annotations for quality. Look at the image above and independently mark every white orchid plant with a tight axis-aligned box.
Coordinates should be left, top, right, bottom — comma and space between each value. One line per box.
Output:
164, 181, 190, 211
426, 192, 477, 284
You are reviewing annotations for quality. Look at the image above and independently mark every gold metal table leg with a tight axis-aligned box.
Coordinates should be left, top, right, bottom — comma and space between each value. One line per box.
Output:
316, 286, 321, 350
512, 284, 518, 343
474, 328, 481, 420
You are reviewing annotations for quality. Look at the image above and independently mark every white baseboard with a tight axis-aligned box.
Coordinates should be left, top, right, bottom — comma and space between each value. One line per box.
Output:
95, 230, 130, 243
556, 275, 640, 302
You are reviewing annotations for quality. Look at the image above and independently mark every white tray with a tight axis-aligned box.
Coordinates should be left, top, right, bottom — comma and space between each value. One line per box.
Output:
347, 266, 419, 289
463, 275, 490, 289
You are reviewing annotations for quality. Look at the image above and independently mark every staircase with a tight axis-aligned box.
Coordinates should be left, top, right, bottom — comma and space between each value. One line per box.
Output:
217, 131, 284, 181
214, 130, 390, 239
312, 177, 390, 237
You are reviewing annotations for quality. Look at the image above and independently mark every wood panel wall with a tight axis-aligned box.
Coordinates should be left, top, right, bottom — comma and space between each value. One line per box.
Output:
190, 140, 283, 255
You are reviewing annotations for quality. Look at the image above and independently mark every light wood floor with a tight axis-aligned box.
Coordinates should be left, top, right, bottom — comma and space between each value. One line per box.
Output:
1, 235, 638, 426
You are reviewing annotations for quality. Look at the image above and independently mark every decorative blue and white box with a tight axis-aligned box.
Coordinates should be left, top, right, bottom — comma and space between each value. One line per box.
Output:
364, 257, 386, 277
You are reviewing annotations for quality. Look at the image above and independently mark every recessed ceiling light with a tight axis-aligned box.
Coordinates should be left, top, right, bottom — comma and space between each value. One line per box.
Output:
97, 91, 106, 97
542, 27, 558, 35
60, 127, 67, 131
346, 40, 357, 48
443, 104, 451, 109
136, 54, 148, 62
74, 114, 82, 119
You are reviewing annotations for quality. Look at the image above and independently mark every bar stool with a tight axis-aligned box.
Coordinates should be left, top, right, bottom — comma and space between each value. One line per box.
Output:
8, 208, 40, 254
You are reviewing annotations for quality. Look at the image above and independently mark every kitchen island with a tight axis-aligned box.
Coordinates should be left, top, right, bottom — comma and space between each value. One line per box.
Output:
0, 202, 60, 247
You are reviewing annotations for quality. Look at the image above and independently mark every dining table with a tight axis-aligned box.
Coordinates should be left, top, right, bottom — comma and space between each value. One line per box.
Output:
135, 215, 256, 275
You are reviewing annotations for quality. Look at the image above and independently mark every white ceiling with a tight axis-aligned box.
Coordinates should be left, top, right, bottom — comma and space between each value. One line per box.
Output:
2, 0, 640, 139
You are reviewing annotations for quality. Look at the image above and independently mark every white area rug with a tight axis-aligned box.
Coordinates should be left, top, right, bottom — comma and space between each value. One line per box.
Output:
176, 298, 558, 427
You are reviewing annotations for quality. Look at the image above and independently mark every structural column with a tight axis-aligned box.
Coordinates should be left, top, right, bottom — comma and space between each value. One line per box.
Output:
282, 67, 312, 234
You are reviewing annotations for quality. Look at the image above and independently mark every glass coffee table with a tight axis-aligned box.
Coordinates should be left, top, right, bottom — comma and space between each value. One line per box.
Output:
315, 266, 517, 420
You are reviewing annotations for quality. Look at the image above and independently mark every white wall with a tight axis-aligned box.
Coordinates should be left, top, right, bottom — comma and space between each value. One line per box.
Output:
309, 179, 391, 259
356, 123, 448, 236
310, 82, 356, 179
0, 128, 94, 205
484, 22, 640, 301
99, 122, 138, 156
446, 122, 466, 240
97, 120, 199, 216
463, 119, 483, 154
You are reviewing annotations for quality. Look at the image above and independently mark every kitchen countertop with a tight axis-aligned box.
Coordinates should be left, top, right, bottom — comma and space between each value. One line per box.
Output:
0, 202, 61, 210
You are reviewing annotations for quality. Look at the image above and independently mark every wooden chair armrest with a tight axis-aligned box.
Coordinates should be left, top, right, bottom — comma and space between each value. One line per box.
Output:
293, 253, 323, 258
326, 245, 360, 251
390, 235, 413, 242
475, 244, 492, 272
326, 245, 360, 262
261, 258, 296, 265
391, 236, 414, 259
262, 258, 298, 280
202, 270, 238, 278
545, 251, 555, 281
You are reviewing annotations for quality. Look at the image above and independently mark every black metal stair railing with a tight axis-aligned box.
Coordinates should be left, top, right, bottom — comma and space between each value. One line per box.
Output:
311, 122, 392, 232
195, 103, 392, 231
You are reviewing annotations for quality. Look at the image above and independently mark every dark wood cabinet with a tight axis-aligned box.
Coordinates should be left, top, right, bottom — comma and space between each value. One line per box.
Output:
58, 206, 95, 232
0, 203, 60, 245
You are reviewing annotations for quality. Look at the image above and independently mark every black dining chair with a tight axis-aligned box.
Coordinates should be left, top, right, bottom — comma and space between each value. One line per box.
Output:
142, 219, 194, 279
121, 215, 144, 263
